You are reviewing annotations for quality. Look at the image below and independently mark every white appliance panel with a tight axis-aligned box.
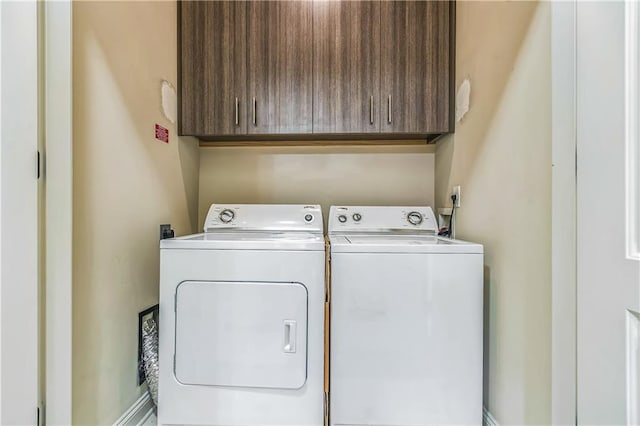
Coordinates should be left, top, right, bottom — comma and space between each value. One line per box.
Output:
160, 231, 325, 251
330, 252, 483, 426
159, 248, 324, 426
204, 204, 322, 232
328, 205, 438, 234
175, 281, 308, 389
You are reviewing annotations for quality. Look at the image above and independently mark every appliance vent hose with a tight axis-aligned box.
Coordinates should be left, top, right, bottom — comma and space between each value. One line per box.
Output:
142, 317, 159, 407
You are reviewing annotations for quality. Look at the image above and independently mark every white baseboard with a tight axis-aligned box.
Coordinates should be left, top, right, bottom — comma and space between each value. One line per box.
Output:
113, 390, 155, 426
114, 392, 490, 426
483, 406, 499, 426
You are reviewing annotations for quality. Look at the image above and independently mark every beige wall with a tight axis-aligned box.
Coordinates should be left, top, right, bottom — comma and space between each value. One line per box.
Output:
72, 2, 199, 424
70, 0, 550, 423
436, 2, 551, 424
198, 145, 435, 227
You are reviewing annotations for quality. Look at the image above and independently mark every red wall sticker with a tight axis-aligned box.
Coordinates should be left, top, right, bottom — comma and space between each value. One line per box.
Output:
155, 123, 169, 143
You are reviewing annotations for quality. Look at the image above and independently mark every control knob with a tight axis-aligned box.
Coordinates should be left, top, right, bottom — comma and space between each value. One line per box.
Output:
304, 214, 314, 223
219, 209, 235, 224
338, 214, 348, 223
407, 211, 423, 225
352, 213, 362, 222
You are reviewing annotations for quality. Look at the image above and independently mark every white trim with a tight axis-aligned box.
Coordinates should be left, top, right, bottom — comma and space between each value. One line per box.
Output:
44, 1, 73, 424
0, 1, 40, 424
625, 0, 640, 261
0, 2, 3, 420
482, 406, 499, 426
113, 390, 155, 426
626, 309, 640, 425
138, 409, 155, 426
551, 1, 577, 425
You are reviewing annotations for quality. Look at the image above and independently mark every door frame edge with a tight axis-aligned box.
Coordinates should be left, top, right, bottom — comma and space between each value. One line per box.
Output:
551, 1, 577, 424
44, 1, 73, 424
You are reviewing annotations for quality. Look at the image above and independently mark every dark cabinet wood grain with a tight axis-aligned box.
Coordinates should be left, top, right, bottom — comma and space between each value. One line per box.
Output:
179, 1, 247, 136
247, 1, 313, 134
381, 1, 454, 134
313, 1, 381, 133
179, 0, 455, 142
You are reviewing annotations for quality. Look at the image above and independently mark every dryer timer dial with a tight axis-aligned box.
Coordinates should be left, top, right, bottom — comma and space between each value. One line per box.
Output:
407, 211, 423, 225
219, 209, 235, 223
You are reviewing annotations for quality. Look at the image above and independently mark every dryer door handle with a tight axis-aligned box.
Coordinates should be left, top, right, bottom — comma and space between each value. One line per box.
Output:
283, 320, 297, 353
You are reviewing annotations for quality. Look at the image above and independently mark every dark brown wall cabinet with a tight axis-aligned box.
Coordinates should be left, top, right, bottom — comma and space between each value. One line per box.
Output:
248, 1, 313, 134
179, 0, 455, 142
381, 1, 453, 134
313, 1, 381, 134
179, 1, 246, 136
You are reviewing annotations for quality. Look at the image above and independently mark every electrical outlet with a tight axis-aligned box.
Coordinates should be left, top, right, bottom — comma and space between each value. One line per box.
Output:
452, 185, 461, 207
160, 224, 174, 240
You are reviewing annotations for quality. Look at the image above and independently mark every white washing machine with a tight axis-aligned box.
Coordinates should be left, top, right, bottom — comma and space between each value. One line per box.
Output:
159, 204, 325, 426
328, 206, 483, 426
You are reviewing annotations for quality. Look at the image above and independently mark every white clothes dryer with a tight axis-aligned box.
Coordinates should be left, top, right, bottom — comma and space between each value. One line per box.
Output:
159, 204, 325, 426
328, 206, 483, 426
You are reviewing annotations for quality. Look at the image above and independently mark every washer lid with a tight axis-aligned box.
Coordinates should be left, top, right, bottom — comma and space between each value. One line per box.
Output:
161, 231, 325, 251
330, 235, 483, 254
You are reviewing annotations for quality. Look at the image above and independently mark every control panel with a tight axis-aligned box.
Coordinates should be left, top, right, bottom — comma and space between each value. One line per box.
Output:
204, 204, 323, 232
328, 206, 438, 234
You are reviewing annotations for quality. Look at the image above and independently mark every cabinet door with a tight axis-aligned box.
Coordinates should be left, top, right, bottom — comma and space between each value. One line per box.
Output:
381, 1, 453, 134
247, 1, 313, 134
179, 1, 246, 136
313, 1, 380, 133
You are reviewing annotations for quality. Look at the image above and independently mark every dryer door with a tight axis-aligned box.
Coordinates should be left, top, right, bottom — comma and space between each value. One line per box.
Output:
174, 281, 308, 389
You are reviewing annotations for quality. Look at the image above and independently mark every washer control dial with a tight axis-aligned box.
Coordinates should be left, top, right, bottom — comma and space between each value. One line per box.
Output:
352, 213, 362, 222
338, 214, 348, 223
407, 211, 423, 225
219, 209, 235, 223
304, 214, 314, 223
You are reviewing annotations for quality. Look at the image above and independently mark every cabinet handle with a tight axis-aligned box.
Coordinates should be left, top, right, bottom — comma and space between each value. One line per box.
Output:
370, 96, 374, 124
235, 97, 239, 126
387, 95, 392, 124
252, 97, 257, 125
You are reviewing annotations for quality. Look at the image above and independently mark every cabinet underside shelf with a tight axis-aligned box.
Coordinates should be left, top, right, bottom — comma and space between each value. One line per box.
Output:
194, 133, 449, 147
